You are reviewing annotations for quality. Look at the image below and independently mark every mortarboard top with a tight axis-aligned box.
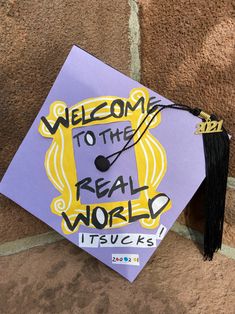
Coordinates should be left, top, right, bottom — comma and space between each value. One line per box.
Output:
0, 45, 229, 282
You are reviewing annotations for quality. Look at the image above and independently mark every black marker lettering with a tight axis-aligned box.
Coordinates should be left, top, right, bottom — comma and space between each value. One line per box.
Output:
92, 206, 108, 229
110, 128, 123, 143
123, 126, 135, 141
108, 176, 128, 197
124, 97, 145, 116
99, 128, 111, 144
89, 102, 111, 123
110, 99, 124, 118
62, 208, 90, 231
100, 235, 108, 244
147, 238, 154, 247
89, 234, 99, 244
73, 131, 85, 147
75, 177, 94, 201
110, 234, 119, 244
41, 108, 69, 135
136, 235, 145, 245
81, 106, 92, 125
84, 131, 96, 146
129, 176, 148, 195
128, 200, 150, 222
95, 178, 111, 198
121, 236, 133, 245
71, 108, 82, 125
147, 97, 161, 113
108, 207, 126, 227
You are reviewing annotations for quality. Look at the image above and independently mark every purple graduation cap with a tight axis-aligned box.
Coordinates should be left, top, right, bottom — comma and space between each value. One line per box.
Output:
0, 45, 229, 281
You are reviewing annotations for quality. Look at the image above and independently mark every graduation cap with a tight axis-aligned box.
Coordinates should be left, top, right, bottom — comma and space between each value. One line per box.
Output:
0, 45, 229, 281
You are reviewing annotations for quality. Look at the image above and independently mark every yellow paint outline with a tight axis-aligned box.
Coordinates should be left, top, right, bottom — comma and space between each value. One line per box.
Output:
38, 88, 171, 234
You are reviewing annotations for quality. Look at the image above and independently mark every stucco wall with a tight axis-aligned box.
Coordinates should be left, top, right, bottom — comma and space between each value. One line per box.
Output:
138, 0, 235, 247
0, 0, 131, 242
0, 0, 234, 247
139, 0, 235, 175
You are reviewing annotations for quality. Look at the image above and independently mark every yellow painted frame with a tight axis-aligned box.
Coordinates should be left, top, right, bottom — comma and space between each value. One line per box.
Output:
38, 88, 171, 234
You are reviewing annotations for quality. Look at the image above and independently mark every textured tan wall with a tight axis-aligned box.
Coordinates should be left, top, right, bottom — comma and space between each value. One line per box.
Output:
0, 0, 131, 243
138, 0, 235, 246
1, 234, 235, 313
139, 0, 235, 175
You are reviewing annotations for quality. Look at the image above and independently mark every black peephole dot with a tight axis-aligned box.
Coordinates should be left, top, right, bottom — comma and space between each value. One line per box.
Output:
94, 155, 110, 172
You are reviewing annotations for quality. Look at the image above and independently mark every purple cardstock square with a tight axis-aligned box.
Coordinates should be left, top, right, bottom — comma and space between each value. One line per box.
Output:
0, 45, 205, 282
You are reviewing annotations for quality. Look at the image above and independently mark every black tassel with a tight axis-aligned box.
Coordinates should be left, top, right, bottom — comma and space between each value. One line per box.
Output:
202, 115, 230, 260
